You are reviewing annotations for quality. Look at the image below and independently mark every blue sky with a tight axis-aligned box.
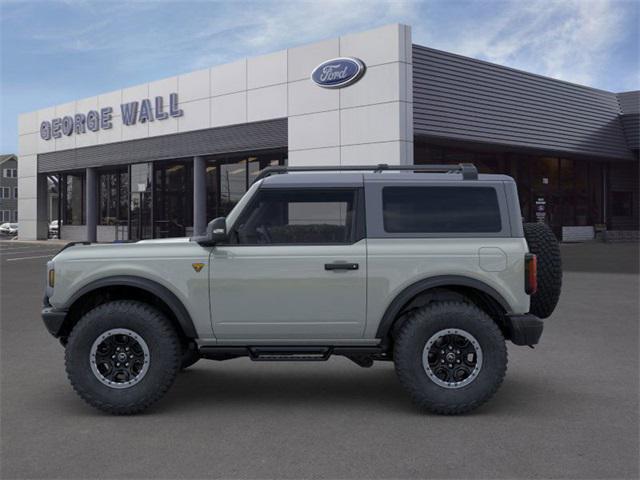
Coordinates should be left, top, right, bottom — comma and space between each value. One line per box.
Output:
1, 0, 638, 153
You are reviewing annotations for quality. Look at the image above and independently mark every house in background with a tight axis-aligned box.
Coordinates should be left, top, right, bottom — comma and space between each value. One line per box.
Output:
0, 154, 18, 224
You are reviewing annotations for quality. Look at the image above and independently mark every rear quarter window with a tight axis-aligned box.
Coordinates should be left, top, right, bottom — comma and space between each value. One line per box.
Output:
382, 186, 502, 233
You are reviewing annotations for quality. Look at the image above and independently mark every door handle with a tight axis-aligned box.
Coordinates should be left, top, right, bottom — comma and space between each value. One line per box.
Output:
324, 262, 359, 271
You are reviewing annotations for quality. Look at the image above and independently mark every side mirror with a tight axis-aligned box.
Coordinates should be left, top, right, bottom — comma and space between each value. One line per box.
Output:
207, 217, 228, 244
193, 217, 227, 246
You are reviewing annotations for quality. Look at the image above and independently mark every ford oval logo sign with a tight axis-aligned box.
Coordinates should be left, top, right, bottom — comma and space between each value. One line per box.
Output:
311, 57, 366, 89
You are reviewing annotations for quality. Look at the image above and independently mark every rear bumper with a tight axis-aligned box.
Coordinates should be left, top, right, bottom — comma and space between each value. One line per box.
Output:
42, 297, 68, 338
505, 314, 543, 346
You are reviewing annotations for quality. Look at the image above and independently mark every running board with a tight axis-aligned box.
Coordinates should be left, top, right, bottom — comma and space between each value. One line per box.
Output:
198, 345, 387, 363
250, 347, 331, 361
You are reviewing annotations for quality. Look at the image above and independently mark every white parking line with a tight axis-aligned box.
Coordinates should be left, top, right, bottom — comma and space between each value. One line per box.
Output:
0, 248, 59, 258
4, 254, 56, 262
0, 248, 60, 255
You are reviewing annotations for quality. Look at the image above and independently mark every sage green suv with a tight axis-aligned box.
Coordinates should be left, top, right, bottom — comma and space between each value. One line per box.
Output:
42, 164, 561, 415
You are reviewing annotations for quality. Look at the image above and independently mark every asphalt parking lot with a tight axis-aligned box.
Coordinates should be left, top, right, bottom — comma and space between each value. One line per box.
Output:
1, 240, 638, 479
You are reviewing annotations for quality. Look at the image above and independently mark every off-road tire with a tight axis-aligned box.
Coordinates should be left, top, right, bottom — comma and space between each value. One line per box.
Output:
394, 301, 507, 415
523, 222, 562, 319
65, 300, 181, 415
180, 343, 200, 370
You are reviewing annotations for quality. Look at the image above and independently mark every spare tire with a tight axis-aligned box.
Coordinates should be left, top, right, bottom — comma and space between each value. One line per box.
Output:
523, 222, 562, 319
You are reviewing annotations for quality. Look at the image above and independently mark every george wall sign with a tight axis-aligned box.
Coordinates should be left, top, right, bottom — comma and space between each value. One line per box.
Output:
40, 93, 184, 140
311, 57, 366, 89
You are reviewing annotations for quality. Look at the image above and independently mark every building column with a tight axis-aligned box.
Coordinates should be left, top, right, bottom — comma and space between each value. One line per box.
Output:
36, 174, 49, 240
193, 156, 207, 236
86, 167, 97, 242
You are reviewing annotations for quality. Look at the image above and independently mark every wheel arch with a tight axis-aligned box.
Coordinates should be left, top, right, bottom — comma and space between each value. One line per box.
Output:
375, 275, 511, 347
59, 276, 197, 341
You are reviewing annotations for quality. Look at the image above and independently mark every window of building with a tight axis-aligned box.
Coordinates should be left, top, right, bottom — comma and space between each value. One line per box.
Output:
62, 173, 85, 225
612, 191, 634, 217
382, 186, 502, 233
206, 152, 286, 221
1, 210, 9, 222
3, 168, 17, 178
129, 163, 153, 241
234, 189, 357, 245
99, 169, 128, 226
12, 210, 18, 222
154, 161, 192, 238
13, 187, 18, 198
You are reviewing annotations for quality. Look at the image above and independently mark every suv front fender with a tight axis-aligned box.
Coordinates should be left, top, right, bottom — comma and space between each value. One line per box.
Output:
50, 275, 197, 339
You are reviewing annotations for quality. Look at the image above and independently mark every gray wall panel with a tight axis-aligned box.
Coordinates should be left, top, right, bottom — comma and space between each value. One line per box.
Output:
617, 91, 639, 114
619, 114, 639, 150
38, 119, 287, 173
413, 45, 633, 160
617, 91, 639, 150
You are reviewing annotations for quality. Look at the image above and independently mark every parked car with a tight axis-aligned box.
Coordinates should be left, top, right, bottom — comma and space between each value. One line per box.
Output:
49, 220, 59, 238
42, 164, 562, 415
0, 223, 18, 236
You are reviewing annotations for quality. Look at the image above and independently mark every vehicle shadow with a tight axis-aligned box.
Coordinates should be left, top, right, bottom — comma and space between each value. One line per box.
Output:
158, 361, 413, 414
150, 360, 564, 417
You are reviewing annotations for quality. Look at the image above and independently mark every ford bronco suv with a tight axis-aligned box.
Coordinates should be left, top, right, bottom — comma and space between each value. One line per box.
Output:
42, 164, 561, 415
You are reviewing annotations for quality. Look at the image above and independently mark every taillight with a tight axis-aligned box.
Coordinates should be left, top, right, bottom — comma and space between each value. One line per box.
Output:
525, 253, 537, 295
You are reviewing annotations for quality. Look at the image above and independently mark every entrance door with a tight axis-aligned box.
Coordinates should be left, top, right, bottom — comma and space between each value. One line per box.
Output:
209, 187, 367, 340
130, 192, 152, 241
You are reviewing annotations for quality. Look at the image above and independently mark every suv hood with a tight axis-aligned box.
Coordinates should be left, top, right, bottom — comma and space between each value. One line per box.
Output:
136, 237, 190, 244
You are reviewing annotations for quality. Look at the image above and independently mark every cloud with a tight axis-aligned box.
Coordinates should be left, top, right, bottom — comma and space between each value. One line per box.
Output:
414, 0, 637, 89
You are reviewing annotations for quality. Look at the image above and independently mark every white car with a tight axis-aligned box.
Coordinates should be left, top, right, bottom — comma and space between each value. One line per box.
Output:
49, 220, 59, 238
0, 223, 18, 235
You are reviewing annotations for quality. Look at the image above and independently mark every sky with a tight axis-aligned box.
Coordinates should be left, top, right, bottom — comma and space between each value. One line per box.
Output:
1, 0, 638, 153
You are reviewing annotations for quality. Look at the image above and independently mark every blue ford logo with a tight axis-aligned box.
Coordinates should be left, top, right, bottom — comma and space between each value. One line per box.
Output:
311, 57, 366, 89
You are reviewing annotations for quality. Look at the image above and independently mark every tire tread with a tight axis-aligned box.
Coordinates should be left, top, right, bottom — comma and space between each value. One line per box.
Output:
65, 300, 181, 415
394, 301, 507, 415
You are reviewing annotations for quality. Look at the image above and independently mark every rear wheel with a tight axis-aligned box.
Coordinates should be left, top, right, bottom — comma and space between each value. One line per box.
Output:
394, 301, 507, 414
65, 300, 181, 415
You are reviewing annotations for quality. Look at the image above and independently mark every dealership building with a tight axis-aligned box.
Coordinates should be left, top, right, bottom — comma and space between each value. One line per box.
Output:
17, 24, 639, 242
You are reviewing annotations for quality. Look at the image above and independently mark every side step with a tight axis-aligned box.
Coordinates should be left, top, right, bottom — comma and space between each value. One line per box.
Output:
249, 346, 331, 361
198, 346, 388, 365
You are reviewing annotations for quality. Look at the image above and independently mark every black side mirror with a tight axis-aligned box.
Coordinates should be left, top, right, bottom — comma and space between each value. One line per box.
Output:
192, 217, 227, 246
207, 217, 228, 244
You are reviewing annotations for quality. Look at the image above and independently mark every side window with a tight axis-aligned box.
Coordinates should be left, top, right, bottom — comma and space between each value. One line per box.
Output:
234, 189, 359, 245
382, 186, 502, 233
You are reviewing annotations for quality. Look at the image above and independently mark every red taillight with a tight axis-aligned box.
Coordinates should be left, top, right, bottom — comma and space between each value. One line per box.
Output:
525, 253, 537, 295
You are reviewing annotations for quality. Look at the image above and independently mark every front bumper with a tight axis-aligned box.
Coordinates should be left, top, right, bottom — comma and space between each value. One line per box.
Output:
42, 297, 68, 337
505, 314, 543, 346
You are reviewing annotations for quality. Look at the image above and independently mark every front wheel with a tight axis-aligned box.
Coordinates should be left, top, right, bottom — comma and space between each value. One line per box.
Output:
65, 300, 181, 415
394, 301, 507, 414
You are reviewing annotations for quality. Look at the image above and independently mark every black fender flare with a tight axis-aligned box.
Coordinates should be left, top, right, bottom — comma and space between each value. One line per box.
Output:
64, 275, 197, 338
375, 275, 511, 340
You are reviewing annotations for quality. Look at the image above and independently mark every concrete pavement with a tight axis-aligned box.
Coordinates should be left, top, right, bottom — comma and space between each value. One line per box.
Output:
1, 242, 638, 479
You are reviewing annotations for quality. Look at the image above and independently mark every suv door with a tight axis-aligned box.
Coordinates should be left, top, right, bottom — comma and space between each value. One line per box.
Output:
209, 187, 367, 340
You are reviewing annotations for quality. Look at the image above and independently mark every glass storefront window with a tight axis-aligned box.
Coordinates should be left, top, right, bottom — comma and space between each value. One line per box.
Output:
62, 173, 85, 225
220, 158, 247, 215
154, 161, 192, 238
207, 152, 286, 221
130, 163, 153, 241
98, 169, 128, 225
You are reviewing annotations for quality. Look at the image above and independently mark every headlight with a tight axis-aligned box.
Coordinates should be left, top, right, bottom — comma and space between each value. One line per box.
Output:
48, 268, 55, 288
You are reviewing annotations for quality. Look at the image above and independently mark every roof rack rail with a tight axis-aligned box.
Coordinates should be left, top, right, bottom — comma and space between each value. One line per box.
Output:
253, 163, 478, 183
